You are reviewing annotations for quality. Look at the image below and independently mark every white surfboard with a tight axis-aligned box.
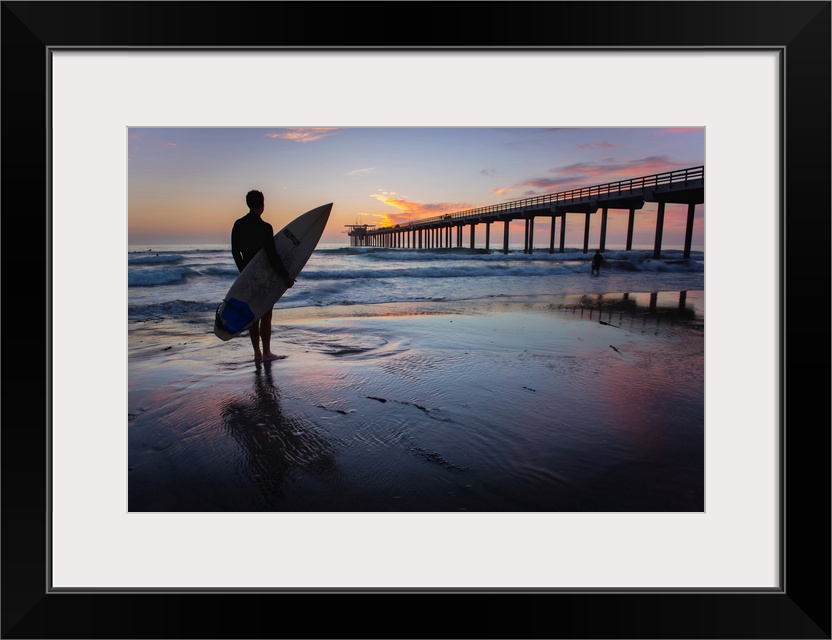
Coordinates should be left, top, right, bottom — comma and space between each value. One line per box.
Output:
213, 202, 332, 341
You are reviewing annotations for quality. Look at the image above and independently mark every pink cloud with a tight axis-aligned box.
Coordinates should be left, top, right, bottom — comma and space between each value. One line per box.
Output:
578, 142, 615, 150
501, 156, 686, 196
369, 193, 475, 225
265, 128, 340, 143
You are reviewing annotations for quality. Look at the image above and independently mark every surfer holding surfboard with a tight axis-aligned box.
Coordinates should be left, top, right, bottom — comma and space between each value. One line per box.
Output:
214, 194, 332, 357
230, 190, 296, 363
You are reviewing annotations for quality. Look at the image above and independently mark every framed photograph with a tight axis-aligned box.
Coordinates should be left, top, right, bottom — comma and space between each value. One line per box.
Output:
3, 1, 829, 638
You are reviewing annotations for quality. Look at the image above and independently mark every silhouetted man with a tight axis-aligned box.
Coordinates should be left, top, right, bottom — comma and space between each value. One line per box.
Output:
231, 190, 295, 362
591, 250, 603, 276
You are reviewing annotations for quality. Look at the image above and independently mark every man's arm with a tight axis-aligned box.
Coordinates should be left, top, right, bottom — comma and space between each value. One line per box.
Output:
231, 223, 246, 273
262, 223, 295, 286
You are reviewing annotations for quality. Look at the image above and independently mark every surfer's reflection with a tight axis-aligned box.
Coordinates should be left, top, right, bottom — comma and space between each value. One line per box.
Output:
220, 364, 336, 509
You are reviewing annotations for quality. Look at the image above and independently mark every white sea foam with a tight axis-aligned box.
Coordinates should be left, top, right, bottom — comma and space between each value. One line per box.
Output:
127, 245, 705, 321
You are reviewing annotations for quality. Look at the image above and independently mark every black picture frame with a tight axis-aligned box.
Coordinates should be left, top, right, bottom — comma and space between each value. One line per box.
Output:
2, 2, 829, 638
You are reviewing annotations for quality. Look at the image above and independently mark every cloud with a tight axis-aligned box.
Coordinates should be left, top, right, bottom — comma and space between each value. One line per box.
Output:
370, 212, 396, 227
347, 167, 376, 176
265, 128, 340, 143
369, 193, 475, 226
481, 168, 497, 177
577, 142, 615, 150
499, 156, 686, 196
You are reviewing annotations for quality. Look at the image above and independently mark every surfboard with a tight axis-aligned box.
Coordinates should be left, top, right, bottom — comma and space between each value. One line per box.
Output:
213, 202, 332, 341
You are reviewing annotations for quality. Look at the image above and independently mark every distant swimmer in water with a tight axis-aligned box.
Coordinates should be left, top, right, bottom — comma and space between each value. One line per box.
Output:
231, 189, 296, 364
591, 249, 603, 276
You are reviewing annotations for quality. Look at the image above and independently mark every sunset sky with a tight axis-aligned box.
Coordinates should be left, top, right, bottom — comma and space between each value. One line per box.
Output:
128, 127, 704, 249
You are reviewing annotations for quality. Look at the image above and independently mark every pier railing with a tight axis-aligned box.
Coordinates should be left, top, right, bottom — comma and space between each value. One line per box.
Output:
387, 165, 703, 229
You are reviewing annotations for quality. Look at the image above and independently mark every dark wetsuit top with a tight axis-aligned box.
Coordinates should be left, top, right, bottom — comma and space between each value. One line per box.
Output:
592, 254, 603, 269
231, 212, 290, 278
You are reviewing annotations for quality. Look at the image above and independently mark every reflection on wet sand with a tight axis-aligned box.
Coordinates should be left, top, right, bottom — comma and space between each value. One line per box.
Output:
221, 363, 337, 509
562, 290, 703, 331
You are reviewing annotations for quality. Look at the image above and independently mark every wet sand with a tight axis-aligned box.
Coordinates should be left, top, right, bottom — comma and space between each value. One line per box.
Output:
128, 292, 704, 512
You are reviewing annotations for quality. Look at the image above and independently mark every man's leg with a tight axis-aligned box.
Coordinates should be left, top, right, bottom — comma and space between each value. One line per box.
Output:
260, 308, 279, 361
249, 321, 263, 362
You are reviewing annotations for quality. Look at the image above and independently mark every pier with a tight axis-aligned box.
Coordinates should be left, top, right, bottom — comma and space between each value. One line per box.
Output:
347, 166, 703, 259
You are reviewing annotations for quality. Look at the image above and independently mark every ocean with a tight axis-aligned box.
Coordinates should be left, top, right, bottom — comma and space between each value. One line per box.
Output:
128, 243, 705, 323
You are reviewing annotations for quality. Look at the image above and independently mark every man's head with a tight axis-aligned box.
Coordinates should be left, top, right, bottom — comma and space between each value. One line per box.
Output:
246, 190, 265, 212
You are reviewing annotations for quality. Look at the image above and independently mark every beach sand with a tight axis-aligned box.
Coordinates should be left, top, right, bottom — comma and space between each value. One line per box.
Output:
128, 291, 704, 512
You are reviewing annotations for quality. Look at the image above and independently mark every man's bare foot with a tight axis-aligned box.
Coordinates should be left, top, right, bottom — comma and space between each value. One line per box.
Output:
253, 353, 263, 364
262, 352, 283, 362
